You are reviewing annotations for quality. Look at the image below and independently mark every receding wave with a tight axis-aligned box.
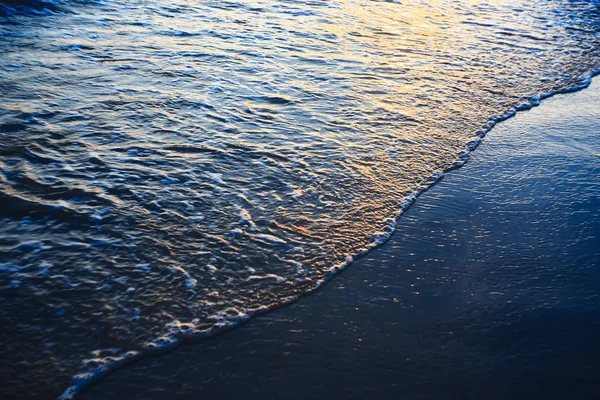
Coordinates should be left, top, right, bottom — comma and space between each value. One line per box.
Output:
1, 0, 600, 399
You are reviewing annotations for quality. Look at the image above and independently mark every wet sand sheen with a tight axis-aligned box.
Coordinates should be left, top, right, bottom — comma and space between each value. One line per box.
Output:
80, 80, 600, 398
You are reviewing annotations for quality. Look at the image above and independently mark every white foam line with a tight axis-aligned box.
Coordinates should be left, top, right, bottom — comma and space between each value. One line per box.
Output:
58, 68, 600, 400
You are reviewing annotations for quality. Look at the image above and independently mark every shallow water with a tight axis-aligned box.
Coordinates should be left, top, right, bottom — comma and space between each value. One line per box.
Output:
82, 77, 600, 400
1, 0, 600, 398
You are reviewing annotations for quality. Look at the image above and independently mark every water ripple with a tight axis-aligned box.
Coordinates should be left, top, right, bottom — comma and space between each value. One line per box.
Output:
1, 0, 600, 398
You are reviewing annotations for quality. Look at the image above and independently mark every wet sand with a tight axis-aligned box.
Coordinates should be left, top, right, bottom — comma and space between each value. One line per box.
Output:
81, 82, 600, 400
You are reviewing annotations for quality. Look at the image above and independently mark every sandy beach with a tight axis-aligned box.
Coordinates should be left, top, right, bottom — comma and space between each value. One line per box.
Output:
80, 78, 600, 400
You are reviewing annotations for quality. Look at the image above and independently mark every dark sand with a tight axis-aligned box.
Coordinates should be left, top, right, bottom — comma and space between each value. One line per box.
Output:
81, 82, 600, 400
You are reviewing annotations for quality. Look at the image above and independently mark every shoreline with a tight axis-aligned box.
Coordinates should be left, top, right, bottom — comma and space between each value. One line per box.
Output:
2, 2, 600, 398
57, 68, 600, 400
77, 80, 600, 398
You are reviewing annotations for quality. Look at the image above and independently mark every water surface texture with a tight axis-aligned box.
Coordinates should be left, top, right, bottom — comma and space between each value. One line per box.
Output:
82, 79, 600, 400
1, 0, 600, 398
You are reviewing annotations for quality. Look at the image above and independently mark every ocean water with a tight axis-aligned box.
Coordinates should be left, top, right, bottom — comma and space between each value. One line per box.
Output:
0, 0, 599, 398
81, 79, 600, 400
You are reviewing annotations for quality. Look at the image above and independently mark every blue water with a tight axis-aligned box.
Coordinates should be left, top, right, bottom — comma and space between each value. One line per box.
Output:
82, 80, 600, 400
81, 80, 600, 400
1, 1, 600, 398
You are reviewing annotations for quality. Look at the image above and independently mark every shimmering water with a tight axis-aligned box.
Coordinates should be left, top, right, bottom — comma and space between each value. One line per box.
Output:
0, 0, 599, 398
82, 79, 600, 400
